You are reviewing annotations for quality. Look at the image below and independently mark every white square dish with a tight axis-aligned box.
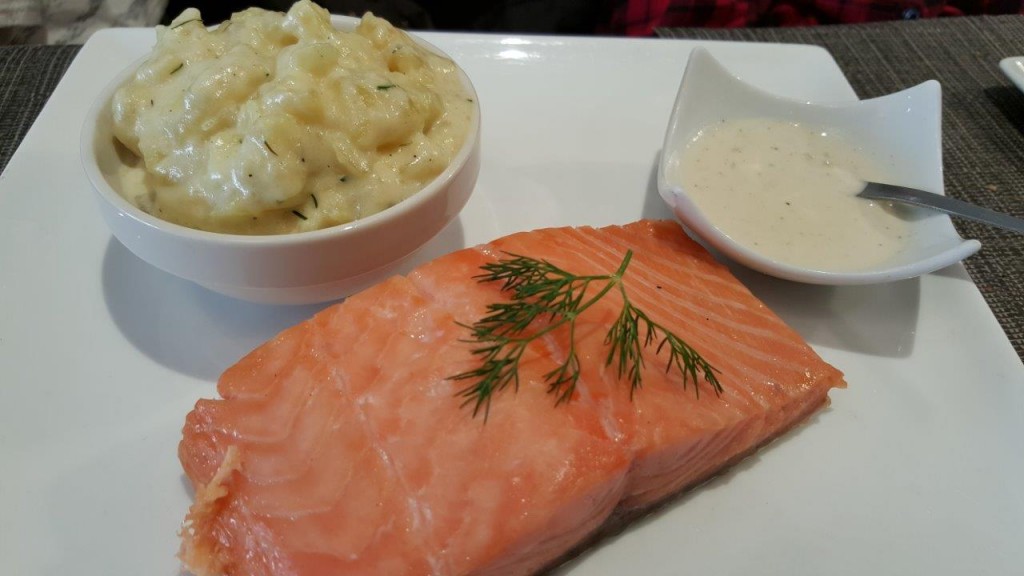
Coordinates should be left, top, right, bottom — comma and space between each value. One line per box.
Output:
1000, 56, 1024, 92
0, 27, 1022, 576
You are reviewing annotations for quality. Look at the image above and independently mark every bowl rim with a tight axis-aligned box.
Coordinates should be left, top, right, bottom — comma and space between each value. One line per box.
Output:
657, 46, 981, 285
80, 13, 481, 249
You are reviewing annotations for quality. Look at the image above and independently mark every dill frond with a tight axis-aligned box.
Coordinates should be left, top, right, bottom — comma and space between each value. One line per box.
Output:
450, 250, 721, 419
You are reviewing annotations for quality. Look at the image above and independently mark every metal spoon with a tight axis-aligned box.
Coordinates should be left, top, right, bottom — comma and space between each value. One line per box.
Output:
858, 182, 1024, 234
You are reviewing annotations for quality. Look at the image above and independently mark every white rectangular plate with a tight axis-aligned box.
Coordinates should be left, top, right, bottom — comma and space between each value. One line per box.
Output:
2, 27, 1023, 576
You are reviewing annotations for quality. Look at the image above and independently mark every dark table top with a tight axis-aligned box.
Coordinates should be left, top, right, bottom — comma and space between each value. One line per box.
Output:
2, 16, 1023, 362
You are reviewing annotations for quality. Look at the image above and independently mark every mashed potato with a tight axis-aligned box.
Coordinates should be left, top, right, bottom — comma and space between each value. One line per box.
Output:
111, 0, 474, 234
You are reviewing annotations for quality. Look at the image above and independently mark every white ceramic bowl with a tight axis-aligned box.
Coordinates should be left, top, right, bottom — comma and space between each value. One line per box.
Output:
81, 17, 480, 305
657, 47, 980, 285
999, 56, 1024, 92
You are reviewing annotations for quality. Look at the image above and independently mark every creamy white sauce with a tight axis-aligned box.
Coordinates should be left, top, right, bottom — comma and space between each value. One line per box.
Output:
671, 118, 913, 272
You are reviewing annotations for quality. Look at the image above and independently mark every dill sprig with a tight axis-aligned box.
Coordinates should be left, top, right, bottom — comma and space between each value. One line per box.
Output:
450, 250, 721, 419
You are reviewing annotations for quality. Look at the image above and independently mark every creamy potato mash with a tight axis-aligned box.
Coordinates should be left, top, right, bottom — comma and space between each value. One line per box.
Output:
111, 0, 474, 234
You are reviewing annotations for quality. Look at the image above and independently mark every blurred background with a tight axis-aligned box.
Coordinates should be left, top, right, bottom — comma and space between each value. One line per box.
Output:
2, 0, 1023, 45
160, 0, 611, 34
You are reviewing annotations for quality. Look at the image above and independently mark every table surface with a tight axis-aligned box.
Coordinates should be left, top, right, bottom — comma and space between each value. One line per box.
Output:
1, 16, 1022, 363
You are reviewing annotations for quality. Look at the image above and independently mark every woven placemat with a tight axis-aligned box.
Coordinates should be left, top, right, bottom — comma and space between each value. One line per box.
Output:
659, 16, 1024, 362
0, 45, 81, 174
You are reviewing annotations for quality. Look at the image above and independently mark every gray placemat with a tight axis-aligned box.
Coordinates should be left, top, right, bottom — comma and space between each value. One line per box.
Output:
0, 44, 81, 174
659, 16, 1024, 362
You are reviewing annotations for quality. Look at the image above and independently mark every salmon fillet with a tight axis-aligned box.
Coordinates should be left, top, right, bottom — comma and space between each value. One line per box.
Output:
178, 220, 845, 576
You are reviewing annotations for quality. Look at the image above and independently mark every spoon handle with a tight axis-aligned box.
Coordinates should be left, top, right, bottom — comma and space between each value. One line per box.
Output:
859, 182, 1024, 235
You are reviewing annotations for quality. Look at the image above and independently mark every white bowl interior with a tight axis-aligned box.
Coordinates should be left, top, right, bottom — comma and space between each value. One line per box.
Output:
81, 15, 481, 304
657, 47, 980, 285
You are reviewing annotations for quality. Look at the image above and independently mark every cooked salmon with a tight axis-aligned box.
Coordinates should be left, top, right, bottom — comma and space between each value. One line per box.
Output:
178, 220, 845, 576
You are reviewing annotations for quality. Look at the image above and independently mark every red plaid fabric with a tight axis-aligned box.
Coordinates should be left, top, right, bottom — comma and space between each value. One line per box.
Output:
604, 0, 1024, 34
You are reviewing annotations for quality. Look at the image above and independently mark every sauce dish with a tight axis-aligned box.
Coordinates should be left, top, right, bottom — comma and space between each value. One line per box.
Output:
657, 47, 980, 285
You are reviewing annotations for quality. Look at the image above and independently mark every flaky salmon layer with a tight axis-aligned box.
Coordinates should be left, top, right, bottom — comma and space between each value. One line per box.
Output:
178, 220, 845, 576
